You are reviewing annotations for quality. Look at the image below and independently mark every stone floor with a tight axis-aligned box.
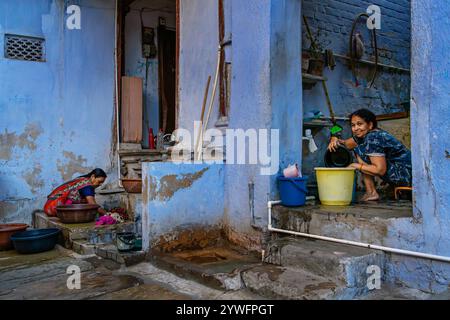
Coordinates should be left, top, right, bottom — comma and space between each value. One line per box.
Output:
0, 246, 262, 300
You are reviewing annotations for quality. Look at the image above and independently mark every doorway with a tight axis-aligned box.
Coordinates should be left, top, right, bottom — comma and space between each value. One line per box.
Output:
119, 0, 178, 149
158, 25, 176, 134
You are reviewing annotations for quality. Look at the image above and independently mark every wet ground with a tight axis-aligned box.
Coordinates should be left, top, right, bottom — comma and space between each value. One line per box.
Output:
0, 246, 262, 300
1, 241, 448, 300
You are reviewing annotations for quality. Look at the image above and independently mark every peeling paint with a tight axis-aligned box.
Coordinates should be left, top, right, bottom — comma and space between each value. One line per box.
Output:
149, 167, 209, 201
0, 123, 43, 160
23, 165, 45, 194
0, 201, 19, 220
56, 151, 92, 181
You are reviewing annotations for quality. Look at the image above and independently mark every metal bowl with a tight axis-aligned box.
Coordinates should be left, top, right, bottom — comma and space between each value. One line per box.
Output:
56, 204, 100, 224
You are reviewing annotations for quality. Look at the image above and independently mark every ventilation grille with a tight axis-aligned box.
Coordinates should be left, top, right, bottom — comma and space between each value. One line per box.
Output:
4, 34, 45, 62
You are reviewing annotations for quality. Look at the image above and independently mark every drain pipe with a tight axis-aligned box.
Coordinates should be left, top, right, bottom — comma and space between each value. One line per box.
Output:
267, 201, 450, 263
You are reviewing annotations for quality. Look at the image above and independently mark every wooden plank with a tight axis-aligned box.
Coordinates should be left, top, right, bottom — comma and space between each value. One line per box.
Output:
218, 0, 226, 116
175, 0, 180, 129
376, 111, 409, 121
121, 77, 143, 143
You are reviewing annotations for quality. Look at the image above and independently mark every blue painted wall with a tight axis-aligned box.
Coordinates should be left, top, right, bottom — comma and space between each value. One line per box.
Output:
0, 0, 116, 223
141, 162, 224, 251
178, 0, 220, 135
301, 0, 411, 182
141, 0, 303, 250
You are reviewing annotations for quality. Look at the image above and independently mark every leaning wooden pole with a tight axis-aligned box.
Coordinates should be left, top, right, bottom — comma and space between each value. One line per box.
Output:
195, 76, 211, 160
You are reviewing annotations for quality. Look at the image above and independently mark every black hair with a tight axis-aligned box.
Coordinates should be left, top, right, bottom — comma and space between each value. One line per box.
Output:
80, 168, 107, 179
349, 108, 378, 129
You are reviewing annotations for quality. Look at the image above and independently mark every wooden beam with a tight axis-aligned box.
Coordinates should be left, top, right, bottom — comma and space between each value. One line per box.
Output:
218, 0, 226, 116
376, 111, 409, 121
175, 0, 180, 129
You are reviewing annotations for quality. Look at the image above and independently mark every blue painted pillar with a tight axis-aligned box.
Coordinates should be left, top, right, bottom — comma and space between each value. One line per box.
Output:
225, 0, 302, 247
411, 0, 450, 254
269, 0, 303, 196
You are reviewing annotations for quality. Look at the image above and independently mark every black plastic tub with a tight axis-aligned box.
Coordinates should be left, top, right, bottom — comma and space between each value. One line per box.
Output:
10, 228, 61, 254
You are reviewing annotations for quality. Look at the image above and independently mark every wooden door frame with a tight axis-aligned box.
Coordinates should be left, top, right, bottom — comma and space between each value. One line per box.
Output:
175, 0, 180, 129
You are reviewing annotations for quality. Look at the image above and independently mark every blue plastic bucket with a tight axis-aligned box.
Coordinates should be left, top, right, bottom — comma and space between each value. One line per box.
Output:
277, 175, 308, 207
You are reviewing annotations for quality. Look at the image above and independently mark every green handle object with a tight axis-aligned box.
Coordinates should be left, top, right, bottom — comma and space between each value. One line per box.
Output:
330, 123, 343, 135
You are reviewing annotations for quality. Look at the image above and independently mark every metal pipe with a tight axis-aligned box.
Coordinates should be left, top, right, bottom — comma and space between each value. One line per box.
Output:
267, 201, 450, 263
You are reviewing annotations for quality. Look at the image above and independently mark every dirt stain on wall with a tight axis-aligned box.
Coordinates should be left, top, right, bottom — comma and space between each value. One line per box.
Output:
57, 151, 92, 181
152, 225, 222, 253
0, 123, 43, 160
149, 167, 209, 201
23, 165, 45, 195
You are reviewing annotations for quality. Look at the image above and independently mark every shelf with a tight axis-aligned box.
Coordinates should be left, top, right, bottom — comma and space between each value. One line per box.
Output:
302, 73, 327, 89
302, 73, 327, 84
303, 119, 333, 128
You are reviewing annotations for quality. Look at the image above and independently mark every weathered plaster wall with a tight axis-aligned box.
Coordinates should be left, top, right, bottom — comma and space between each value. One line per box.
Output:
142, 162, 224, 252
0, 0, 116, 223
301, 0, 411, 181
124, 0, 176, 147
177, 0, 220, 135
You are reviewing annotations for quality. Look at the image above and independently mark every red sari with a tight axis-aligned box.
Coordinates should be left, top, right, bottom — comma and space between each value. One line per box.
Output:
43, 177, 93, 216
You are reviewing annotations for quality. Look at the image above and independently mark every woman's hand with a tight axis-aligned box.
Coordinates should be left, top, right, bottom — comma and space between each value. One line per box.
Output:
86, 196, 107, 216
348, 163, 362, 170
327, 137, 345, 152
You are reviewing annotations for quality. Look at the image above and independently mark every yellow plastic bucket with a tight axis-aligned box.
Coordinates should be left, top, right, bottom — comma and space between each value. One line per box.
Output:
315, 168, 356, 206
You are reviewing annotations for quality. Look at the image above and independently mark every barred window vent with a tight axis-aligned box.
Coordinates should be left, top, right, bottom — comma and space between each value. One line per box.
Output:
4, 34, 45, 62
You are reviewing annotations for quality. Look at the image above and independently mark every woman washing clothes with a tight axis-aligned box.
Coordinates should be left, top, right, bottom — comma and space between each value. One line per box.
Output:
327, 109, 412, 201
44, 168, 108, 216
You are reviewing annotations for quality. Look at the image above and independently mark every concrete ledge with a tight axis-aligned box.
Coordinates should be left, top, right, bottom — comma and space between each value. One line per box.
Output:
272, 202, 413, 245
34, 212, 135, 249
265, 237, 385, 291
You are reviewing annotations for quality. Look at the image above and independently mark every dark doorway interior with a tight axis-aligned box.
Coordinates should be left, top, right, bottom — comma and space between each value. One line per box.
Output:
158, 26, 176, 134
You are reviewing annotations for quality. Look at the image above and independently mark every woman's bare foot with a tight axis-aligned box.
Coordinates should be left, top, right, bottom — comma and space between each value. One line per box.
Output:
360, 191, 380, 202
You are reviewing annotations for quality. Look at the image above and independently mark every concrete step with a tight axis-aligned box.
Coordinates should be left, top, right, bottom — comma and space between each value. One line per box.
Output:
95, 245, 147, 267
271, 201, 413, 245
264, 237, 385, 296
150, 246, 261, 291
356, 283, 433, 300
71, 240, 146, 266
241, 264, 346, 300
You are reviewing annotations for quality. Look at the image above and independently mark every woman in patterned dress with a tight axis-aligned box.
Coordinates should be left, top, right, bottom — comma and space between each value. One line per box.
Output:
328, 109, 412, 201
44, 168, 108, 216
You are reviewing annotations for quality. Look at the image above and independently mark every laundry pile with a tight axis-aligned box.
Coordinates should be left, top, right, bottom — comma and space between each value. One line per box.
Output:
95, 207, 128, 226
